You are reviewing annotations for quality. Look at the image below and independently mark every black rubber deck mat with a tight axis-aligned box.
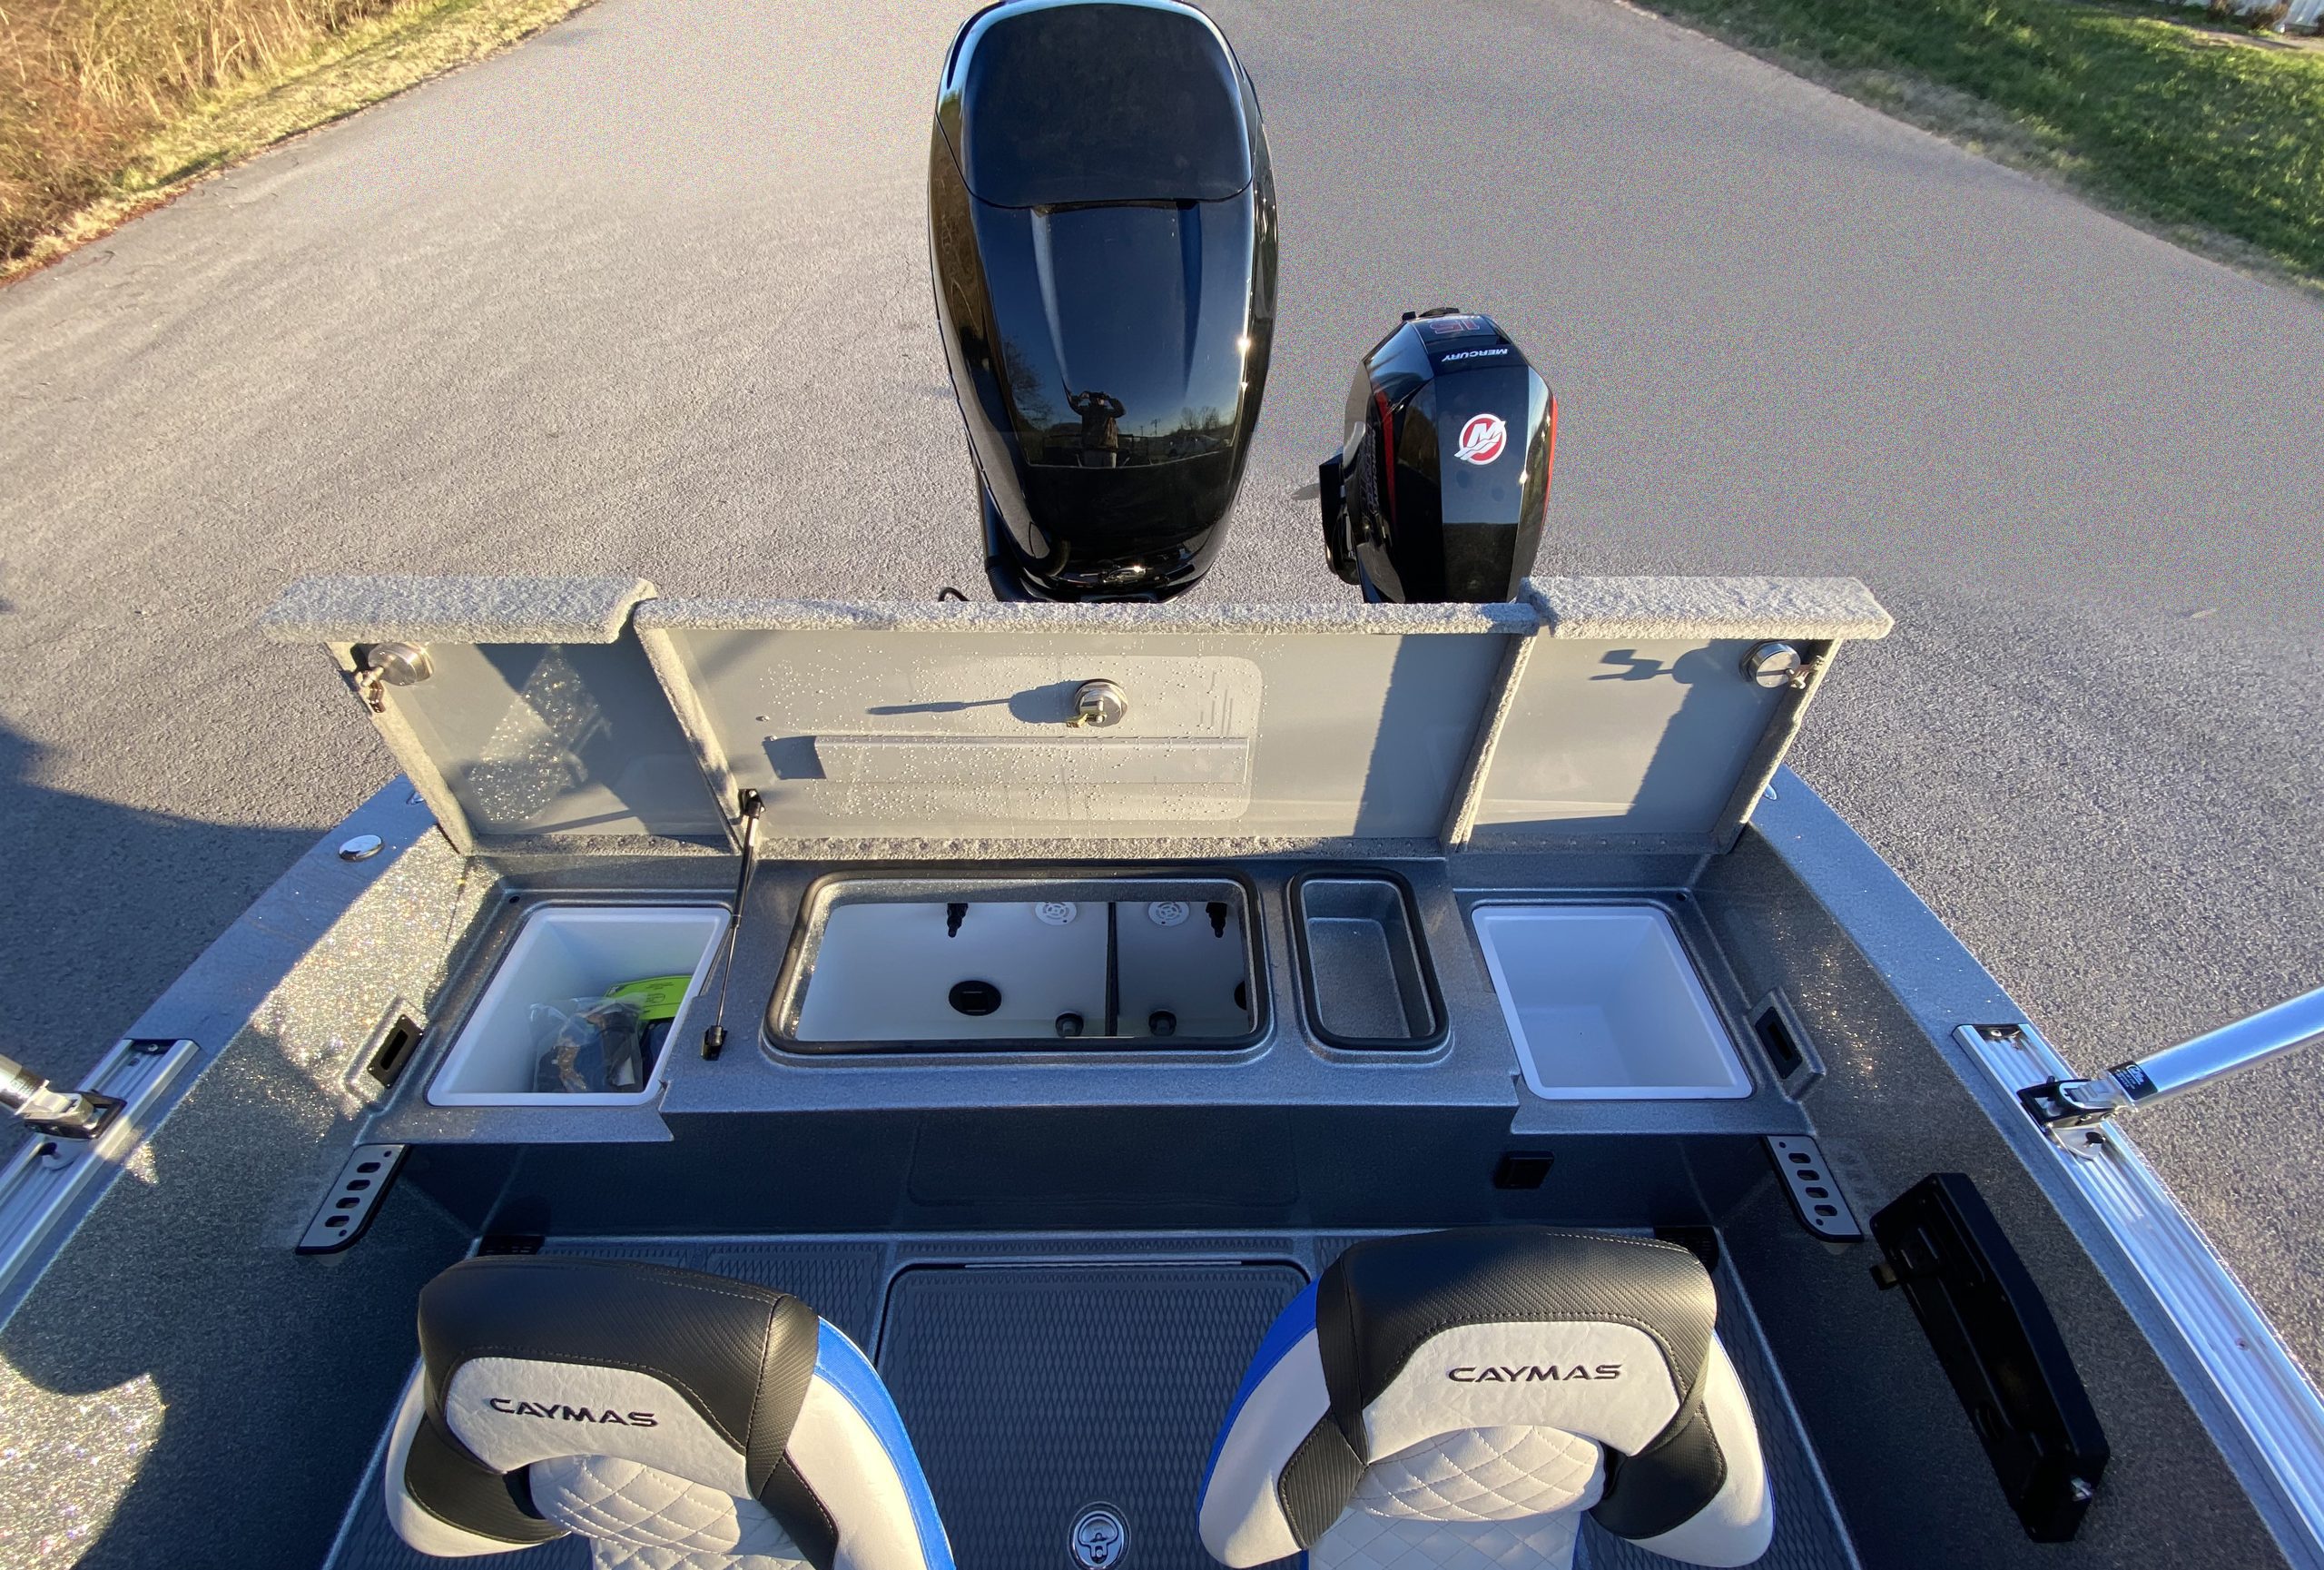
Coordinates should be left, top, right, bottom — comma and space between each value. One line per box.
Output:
877, 1259, 1306, 1570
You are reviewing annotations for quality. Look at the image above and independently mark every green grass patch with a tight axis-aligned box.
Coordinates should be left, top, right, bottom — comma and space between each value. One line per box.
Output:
1634, 0, 2324, 287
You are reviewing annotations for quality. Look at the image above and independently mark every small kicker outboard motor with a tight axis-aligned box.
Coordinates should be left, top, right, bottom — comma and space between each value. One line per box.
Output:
1319, 310, 1557, 603
931, 0, 1278, 600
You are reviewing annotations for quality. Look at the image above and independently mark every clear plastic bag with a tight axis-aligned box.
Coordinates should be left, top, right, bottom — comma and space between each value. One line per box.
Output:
530, 996, 647, 1093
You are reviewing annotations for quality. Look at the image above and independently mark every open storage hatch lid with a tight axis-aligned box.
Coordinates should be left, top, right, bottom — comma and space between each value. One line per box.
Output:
261, 575, 1889, 857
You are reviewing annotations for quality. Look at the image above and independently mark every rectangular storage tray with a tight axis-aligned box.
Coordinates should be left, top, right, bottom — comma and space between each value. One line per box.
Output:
1470, 903, 1749, 1100
1290, 874, 1443, 1048
428, 903, 729, 1106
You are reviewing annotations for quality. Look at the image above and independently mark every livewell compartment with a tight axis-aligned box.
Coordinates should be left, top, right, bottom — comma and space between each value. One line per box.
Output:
793, 897, 1110, 1042
1470, 903, 1749, 1099
774, 876, 1256, 1050
428, 903, 730, 1106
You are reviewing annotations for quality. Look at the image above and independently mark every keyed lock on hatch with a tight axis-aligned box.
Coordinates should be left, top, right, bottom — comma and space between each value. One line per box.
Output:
1068, 679, 1128, 728
351, 641, 434, 714
1741, 641, 1808, 691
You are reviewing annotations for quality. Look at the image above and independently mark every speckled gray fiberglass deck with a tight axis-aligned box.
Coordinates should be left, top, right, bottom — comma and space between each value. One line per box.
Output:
1571, 1253, 1860, 1570
323, 1231, 1854, 1570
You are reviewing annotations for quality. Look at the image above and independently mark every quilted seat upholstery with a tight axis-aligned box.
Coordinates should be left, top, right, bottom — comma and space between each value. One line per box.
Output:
381, 1256, 952, 1570
1312, 1512, 1584, 1570
1197, 1229, 1774, 1570
529, 1456, 806, 1567
1353, 1427, 1603, 1521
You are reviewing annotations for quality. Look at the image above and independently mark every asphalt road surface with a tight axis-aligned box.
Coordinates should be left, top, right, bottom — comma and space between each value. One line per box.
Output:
2, 0, 2319, 1377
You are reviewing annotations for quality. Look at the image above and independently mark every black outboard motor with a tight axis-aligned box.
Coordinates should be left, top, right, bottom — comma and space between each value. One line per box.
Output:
1319, 310, 1557, 603
931, 0, 1278, 600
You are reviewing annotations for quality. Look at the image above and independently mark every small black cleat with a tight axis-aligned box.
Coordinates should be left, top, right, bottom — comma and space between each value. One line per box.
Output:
1056, 1012, 1084, 1039
947, 902, 967, 937
1206, 901, 1228, 938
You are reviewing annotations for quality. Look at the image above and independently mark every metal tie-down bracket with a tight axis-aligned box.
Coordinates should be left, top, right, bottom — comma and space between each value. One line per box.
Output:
2014, 982, 2324, 1140
0, 1052, 123, 1139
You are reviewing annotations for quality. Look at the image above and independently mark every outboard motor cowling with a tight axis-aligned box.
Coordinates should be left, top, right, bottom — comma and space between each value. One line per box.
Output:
1320, 310, 1556, 603
931, 0, 1278, 600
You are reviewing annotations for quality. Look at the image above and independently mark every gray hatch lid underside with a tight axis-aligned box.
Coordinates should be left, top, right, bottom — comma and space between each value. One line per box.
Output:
261, 575, 1889, 858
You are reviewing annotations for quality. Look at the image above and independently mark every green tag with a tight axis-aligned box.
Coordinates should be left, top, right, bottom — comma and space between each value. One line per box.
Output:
608, 974, 692, 1022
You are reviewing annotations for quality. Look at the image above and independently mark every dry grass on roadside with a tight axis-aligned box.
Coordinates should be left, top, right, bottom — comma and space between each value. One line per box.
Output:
2, 0, 586, 279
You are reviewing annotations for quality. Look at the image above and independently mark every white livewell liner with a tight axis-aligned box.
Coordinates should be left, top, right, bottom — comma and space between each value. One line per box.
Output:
1471, 904, 1750, 1100
795, 900, 1108, 1042
793, 897, 1250, 1042
429, 904, 730, 1106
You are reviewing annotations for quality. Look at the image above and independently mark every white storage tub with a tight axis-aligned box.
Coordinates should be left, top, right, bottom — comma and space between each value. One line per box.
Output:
428, 904, 730, 1106
1470, 903, 1749, 1100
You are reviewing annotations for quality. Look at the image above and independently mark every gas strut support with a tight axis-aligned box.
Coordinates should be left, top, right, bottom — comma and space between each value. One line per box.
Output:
0, 1052, 123, 1139
2021, 983, 2324, 1132
700, 789, 765, 1061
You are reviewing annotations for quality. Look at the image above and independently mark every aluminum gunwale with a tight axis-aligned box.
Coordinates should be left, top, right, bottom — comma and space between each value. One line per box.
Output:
1957, 1022, 2324, 1570
1748, 768, 2324, 1570
0, 1039, 201, 1320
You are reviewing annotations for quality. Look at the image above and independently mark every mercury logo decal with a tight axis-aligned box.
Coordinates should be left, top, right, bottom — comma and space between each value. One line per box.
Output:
1455, 413, 1508, 465
1448, 1365, 1622, 1382
487, 1397, 658, 1426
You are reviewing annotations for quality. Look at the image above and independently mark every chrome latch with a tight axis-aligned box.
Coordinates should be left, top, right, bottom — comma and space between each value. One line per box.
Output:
2018, 1071, 2136, 1133
1742, 641, 1811, 690
350, 641, 433, 714
1068, 678, 1129, 728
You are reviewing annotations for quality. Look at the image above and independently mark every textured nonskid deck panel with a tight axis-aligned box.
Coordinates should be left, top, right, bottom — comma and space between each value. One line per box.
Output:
324, 1231, 1854, 1570
880, 1261, 1305, 1570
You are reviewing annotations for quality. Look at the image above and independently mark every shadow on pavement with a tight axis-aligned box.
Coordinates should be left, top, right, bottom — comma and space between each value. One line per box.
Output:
0, 716, 321, 1090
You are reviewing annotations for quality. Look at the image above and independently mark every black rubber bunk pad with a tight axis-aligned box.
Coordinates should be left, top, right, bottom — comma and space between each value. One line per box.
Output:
878, 1260, 1305, 1570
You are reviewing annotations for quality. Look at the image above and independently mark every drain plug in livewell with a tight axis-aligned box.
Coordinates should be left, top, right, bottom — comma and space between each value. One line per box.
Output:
948, 980, 1002, 1016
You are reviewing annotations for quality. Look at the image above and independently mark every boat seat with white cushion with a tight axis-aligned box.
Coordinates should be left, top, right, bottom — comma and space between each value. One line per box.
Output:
383, 1255, 952, 1570
1197, 1228, 1774, 1570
